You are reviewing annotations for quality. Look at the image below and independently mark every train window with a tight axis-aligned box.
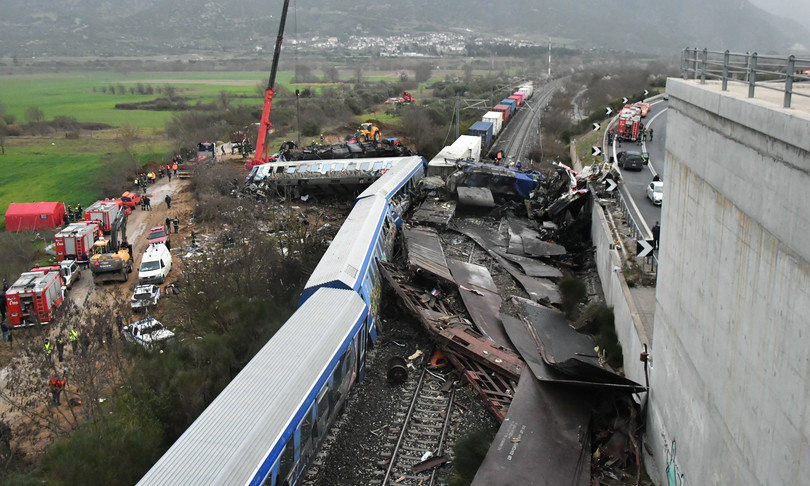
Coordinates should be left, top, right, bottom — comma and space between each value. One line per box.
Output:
277, 438, 295, 486
359, 162, 371, 171
347, 163, 357, 171
286, 166, 296, 174
300, 404, 314, 445
315, 384, 330, 436
373, 161, 383, 171
333, 163, 345, 171
297, 165, 309, 173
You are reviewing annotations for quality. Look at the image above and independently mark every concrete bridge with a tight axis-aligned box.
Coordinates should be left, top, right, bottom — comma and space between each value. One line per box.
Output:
643, 77, 810, 484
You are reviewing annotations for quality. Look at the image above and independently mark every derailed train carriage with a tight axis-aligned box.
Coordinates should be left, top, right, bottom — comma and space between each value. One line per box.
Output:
137, 156, 426, 486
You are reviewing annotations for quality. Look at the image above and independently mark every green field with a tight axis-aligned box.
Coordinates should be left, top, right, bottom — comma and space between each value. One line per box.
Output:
0, 71, 270, 128
0, 71, 278, 227
0, 69, 411, 228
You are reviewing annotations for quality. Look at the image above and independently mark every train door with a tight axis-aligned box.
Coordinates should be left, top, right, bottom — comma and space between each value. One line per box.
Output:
357, 319, 369, 381
292, 404, 316, 483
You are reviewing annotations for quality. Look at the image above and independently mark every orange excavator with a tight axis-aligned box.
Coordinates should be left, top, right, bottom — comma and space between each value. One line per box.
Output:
246, 0, 292, 171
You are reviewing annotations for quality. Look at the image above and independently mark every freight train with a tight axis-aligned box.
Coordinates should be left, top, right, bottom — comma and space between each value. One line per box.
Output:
467, 82, 534, 150
137, 155, 427, 486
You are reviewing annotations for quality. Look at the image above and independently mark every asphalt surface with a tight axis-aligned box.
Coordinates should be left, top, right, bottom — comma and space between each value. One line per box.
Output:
612, 100, 667, 238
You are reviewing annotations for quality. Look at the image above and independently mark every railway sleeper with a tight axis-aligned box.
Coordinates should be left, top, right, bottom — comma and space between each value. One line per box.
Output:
401, 439, 437, 450
385, 473, 430, 483
404, 429, 441, 438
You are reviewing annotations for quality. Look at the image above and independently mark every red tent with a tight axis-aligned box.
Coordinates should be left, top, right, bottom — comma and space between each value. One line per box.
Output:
5, 202, 66, 232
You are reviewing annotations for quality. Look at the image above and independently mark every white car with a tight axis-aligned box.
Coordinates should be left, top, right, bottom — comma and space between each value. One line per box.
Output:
123, 318, 175, 350
646, 180, 663, 205
131, 284, 160, 310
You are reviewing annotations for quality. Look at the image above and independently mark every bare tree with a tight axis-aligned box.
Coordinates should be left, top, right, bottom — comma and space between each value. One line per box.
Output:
414, 62, 433, 83
399, 105, 438, 155
322, 65, 340, 83
163, 84, 177, 101
24, 106, 45, 124
116, 125, 140, 171
217, 90, 232, 110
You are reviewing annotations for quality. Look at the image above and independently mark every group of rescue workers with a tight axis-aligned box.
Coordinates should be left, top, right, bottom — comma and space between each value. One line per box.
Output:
63, 203, 84, 224
134, 160, 180, 193
43, 318, 124, 405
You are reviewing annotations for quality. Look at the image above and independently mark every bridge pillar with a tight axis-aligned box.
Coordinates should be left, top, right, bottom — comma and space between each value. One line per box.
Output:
646, 78, 810, 485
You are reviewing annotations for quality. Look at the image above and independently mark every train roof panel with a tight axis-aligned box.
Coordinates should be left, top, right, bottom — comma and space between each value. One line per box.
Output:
355, 156, 425, 201
302, 196, 388, 297
137, 287, 368, 486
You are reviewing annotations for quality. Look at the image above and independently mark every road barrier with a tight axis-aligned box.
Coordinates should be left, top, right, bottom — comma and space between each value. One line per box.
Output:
682, 48, 810, 108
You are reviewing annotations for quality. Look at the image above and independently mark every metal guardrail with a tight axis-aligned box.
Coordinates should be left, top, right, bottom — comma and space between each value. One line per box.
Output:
613, 186, 658, 273
682, 48, 810, 108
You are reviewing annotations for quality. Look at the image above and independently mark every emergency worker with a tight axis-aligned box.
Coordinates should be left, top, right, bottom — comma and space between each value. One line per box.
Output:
48, 377, 65, 405
69, 328, 79, 353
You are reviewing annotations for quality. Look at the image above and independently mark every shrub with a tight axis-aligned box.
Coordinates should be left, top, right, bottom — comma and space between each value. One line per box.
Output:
558, 276, 588, 318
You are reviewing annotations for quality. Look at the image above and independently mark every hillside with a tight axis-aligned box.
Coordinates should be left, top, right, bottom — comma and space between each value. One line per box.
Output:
0, 0, 807, 58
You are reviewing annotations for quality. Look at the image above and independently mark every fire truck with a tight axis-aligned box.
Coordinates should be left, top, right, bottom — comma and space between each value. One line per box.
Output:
616, 104, 643, 142
84, 200, 122, 232
55, 220, 101, 262
5, 270, 63, 326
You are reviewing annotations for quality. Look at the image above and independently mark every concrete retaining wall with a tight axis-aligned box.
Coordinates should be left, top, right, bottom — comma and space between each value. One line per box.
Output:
643, 79, 810, 485
591, 199, 650, 389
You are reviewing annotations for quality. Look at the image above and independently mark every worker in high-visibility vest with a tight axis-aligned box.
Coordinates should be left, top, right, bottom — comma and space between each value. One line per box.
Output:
43, 340, 54, 355
69, 329, 79, 354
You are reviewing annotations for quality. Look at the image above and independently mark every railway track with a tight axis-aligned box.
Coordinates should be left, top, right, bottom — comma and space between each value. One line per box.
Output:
503, 79, 562, 162
373, 368, 457, 486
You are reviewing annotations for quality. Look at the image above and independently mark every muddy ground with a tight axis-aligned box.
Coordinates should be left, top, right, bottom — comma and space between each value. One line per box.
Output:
0, 165, 200, 459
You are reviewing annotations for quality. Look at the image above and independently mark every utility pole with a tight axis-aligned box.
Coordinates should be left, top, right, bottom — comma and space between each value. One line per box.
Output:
548, 40, 552, 78
295, 89, 301, 147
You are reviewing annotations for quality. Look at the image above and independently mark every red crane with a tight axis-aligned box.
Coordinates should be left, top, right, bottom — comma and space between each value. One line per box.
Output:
246, 0, 292, 171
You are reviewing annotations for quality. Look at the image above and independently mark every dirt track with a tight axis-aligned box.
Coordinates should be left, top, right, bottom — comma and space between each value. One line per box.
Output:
0, 173, 196, 458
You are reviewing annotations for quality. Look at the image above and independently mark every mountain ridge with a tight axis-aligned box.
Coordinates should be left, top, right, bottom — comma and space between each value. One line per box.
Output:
0, 0, 806, 58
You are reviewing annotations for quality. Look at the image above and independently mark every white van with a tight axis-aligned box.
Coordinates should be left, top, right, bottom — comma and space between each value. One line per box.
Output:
138, 243, 172, 284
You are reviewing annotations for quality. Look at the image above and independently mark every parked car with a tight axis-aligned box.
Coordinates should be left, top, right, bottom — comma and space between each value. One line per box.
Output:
138, 243, 173, 284
646, 180, 663, 205
120, 191, 142, 210
146, 224, 171, 249
123, 318, 174, 350
131, 284, 160, 310
617, 150, 646, 171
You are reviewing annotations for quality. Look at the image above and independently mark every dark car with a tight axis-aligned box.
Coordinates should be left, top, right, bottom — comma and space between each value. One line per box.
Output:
617, 150, 646, 171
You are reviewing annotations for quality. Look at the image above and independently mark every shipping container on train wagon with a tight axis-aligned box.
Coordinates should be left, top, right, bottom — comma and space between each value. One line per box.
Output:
500, 98, 516, 115
55, 221, 99, 261
428, 135, 483, 178
519, 83, 533, 99
468, 121, 494, 148
84, 200, 121, 233
6, 271, 63, 326
510, 92, 525, 106
482, 111, 503, 135
493, 104, 511, 123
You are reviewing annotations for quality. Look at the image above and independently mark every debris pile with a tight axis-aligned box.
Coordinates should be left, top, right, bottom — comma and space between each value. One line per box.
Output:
375, 158, 648, 484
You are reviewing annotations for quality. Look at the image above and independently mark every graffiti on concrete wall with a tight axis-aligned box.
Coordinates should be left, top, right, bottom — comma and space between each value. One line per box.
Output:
665, 440, 687, 486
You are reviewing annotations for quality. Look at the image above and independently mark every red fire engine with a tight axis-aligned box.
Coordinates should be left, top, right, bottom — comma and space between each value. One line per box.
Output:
54, 220, 100, 262
5, 271, 64, 326
616, 104, 643, 142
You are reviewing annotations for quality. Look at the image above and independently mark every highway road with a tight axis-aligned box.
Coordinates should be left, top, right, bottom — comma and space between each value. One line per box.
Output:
611, 99, 668, 241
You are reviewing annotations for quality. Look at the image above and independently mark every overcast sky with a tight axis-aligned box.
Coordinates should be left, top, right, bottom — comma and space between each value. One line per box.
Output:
748, 0, 810, 29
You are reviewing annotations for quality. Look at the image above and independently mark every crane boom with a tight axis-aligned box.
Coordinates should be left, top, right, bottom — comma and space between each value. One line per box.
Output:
249, 0, 292, 170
